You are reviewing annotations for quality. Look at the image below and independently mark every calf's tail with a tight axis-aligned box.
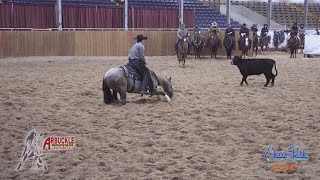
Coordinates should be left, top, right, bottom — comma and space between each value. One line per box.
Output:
102, 76, 114, 104
273, 61, 278, 77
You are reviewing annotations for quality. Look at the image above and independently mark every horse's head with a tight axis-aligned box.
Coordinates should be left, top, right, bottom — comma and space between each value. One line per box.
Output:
163, 77, 173, 98
231, 56, 242, 65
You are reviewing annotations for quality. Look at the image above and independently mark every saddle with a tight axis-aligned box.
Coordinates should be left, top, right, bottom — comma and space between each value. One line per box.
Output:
120, 64, 143, 81
120, 64, 156, 94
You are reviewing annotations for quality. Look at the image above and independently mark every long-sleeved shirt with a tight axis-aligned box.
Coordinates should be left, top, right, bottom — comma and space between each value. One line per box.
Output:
290, 26, 299, 36
128, 42, 146, 64
239, 27, 249, 36
177, 28, 189, 38
225, 27, 235, 37
261, 27, 269, 37
208, 25, 220, 36
193, 27, 201, 33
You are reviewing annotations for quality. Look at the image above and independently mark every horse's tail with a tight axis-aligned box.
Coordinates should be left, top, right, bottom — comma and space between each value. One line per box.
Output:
273, 61, 278, 77
102, 76, 114, 104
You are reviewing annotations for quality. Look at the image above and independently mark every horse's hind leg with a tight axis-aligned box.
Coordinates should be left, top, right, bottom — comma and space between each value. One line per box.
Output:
113, 91, 119, 101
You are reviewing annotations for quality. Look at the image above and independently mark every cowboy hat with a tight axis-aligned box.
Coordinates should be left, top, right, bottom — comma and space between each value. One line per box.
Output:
134, 34, 148, 41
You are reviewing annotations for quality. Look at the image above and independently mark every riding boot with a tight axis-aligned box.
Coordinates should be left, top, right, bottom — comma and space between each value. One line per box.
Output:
140, 75, 149, 96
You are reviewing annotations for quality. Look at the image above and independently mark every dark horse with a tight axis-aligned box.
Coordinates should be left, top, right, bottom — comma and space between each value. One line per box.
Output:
252, 33, 259, 56
273, 31, 280, 50
177, 37, 189, 67
207, 33, 220, 59
288, 35, 299, 58
239, 34, 251, 58
224, 34, 235, 59
103, 67, 173, 105
192, 32, 204, 59
260, 35, 271, 54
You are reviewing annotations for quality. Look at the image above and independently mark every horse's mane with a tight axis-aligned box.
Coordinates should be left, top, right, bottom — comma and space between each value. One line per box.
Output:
150, 70, 160, 85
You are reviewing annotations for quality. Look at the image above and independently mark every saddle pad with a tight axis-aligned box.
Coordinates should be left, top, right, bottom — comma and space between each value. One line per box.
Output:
120, 65, 143, 81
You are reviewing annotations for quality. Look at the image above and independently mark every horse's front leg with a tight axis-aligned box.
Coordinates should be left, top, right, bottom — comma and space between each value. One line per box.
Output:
153, 89, 170, 102
119, 90, 127, 105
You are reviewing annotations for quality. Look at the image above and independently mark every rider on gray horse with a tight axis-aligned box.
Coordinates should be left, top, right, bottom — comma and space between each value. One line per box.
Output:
175, 23, 192, 53
261, 24, 269, 39
128, 34, 152, 96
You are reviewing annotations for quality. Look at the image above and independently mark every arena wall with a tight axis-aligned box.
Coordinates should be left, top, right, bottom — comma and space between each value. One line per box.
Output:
0, 31, 253, 57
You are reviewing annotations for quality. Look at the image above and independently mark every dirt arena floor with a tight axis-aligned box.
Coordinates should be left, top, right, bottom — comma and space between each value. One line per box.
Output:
0, 52, 319, 180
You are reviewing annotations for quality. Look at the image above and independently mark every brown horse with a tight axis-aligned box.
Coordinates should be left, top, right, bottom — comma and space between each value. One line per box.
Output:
239, 34, 251, 59
207, 33, 220, 59
177, 37, 189, 67
288, 35, 299, 58
273, 31, 280, 50
192, 32, 204, 59
252, 33, 259, 56
260, 35, 271, 54
224, 34, 235, 59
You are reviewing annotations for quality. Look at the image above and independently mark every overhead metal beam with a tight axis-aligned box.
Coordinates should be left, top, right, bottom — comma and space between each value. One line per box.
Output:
304, 0, 308, 28
179, 0, 184, 25
226, 0, 230, 25
56, 0, 62, 31
124, 0, 128, 31
267, 0, 272, 27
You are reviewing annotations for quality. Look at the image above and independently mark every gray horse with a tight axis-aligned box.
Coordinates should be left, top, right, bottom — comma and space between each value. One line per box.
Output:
102, 67, 173, 105
177, 37, 188, 67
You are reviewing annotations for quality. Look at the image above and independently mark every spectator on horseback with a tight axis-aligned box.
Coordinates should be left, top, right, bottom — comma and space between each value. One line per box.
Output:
250, 24, 258, 36
261, 24, 269, 38
225, 23, 235, 45
208, 22, 220, 36
193, 24, 205, 44
287, 22, 299, 41
290, 23, 299, 37
224, 23, 235, 53
226, 23, 235, 37
175, 23, 192, 54
299, 23, 305, 35
206, 22, 220, 46
238, 23, 250, 47
128, 34, 152, 95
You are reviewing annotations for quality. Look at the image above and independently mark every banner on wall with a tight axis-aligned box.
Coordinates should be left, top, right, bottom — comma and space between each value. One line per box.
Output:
303, 33, 320, 55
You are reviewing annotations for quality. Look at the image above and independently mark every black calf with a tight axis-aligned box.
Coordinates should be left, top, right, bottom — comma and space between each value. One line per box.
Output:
231, 56, 278, 87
